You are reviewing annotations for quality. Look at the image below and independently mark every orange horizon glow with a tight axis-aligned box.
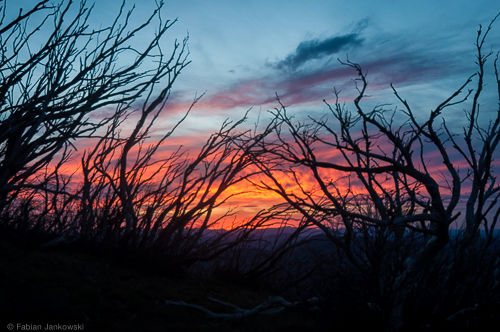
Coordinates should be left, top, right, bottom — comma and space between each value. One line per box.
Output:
34, 121, 498, 232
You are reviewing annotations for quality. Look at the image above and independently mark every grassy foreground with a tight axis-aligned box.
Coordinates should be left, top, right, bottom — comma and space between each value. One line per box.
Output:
2, 232, 500, 331
0, 236, 329, 332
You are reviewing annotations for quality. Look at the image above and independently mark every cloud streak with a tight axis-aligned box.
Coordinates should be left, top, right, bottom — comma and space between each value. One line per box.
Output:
160, 28, 472, 127
275, 33, 364, 71
176, 51, 452, 115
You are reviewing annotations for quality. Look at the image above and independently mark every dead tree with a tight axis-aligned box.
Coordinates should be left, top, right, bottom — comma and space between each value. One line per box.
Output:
0, 0, 188, 213
242, 16, 499, 329
164, 295, 319, 319
0, 1, 300, 270
74, 107, 278, 261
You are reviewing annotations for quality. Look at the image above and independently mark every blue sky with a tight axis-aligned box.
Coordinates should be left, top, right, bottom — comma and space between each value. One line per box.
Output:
161, 0, 498, 89
9, 0, 500, 131
153, 0, 498, 125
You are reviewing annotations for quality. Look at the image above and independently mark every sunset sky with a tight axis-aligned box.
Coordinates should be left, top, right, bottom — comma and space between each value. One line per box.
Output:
149, 0, 498, 222
7, 1, 500, 224
144, 0, 498, 181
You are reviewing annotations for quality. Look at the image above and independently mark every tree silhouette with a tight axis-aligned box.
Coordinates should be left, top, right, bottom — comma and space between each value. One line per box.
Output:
0, 0, 189, 212
2, 1, 498, 329
241, 16, 499, 329
0, 0, 289, 266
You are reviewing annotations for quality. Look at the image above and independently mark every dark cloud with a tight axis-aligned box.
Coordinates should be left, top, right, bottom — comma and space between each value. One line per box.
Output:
276, 33, 364, 71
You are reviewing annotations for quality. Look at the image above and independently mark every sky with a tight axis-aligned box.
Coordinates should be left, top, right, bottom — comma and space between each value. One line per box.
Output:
5, 0, 500, 225
10, 0, 499, 131
132, 0, 498, 138
125, 0, 499, 223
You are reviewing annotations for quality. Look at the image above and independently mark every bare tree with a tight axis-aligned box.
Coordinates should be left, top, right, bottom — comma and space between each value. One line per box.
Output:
72, 106, 278, 262
241, 16, 499, 329
0, 0, 189, 212
0, 0, 301, 271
